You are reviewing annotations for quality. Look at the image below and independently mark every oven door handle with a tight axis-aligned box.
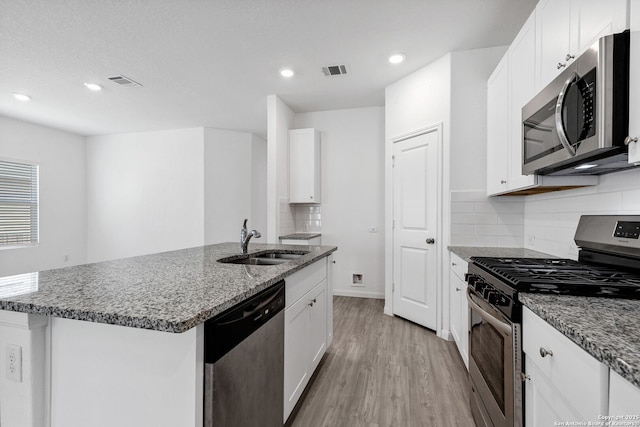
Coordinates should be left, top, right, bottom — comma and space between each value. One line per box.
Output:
554, 71, 579, 156
466, 288, 512, 336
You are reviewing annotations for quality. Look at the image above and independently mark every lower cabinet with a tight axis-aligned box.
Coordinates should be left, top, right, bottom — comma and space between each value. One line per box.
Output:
283, 259, 329, 422
449, 252, 469, 368
609, 370, 640, 415
523, 307, 609, 424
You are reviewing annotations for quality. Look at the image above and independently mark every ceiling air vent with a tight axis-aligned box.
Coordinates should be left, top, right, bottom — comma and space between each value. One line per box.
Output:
322, 64, 349, 77
107, 75, 143, 88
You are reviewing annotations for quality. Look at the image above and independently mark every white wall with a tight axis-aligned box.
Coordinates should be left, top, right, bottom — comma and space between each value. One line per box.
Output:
203, 128, 260, 244
450, 46, 508, 191
384, 54, 452, 315
524, 168, 640, 258
295, 107, 385, 298
266, 95, 295, 242
86, 128, 205, 262
0, 116, 86, 276
251, 134, 268, 238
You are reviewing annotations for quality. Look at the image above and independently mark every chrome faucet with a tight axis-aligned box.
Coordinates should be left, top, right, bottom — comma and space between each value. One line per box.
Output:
240, 218, 261, 254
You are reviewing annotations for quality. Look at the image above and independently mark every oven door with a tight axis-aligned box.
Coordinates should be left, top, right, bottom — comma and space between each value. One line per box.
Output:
467, 287, 521, 427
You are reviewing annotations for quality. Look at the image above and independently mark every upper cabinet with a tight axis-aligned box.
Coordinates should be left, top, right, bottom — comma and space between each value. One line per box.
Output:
289, 128, 321, 204
485, 2, 625, 196
487, 54, 510, 195
536, 0, 628, 90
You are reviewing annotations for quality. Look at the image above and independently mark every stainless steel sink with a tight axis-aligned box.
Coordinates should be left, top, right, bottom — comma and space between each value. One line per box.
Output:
218, 250, 307, 266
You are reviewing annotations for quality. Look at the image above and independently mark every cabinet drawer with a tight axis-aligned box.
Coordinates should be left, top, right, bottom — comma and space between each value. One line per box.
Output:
450, 253, 467, 281
523, 307, 608, 418
285, 259, 327, 308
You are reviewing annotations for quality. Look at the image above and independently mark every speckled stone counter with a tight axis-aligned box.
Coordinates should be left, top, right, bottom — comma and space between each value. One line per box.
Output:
448, 246, 554, 262
279, 233, 321, 240
520, 293, 640, 388
0, 243, 337, 333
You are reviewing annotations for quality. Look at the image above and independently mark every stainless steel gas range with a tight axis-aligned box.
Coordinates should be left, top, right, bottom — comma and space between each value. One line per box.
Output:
464, 215, 640, 427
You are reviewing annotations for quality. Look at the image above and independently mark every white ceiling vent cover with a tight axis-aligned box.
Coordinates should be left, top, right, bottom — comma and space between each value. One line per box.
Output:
322, 64, 349, 77
107, 75, 143, 88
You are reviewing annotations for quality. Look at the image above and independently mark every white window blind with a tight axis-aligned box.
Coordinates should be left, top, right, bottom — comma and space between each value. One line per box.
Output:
0, 160, 39, 246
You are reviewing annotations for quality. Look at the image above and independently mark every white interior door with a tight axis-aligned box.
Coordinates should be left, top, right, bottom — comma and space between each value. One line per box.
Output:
392, 129, 439, 330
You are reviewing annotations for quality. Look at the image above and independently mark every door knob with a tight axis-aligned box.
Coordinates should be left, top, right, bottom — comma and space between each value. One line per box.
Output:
426, 238, 435, 245
624, 136, 638, 145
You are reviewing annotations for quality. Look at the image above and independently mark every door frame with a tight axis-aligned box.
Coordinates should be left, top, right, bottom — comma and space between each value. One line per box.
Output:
384, 123, 446, 338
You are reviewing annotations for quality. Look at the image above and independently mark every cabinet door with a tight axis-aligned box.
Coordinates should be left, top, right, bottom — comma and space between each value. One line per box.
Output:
289, 128, 321, 203
571, 0, 628, 55
536, 0, 572, 90
487, 54, 510, 196
508, 11, 538, 191
523, 308, 609, 421
609, 370, 640, 415
449, 268, 463, 353
308, 280, 327, 373
284, 296, 310, 421
525, 354, 586, 426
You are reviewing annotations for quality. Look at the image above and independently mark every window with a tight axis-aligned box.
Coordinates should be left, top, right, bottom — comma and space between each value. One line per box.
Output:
0, 160, 39, 246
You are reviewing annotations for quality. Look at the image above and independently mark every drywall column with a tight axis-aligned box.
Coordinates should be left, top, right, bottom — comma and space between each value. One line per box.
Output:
0, 311, 48, 427
266, 95, 295, 243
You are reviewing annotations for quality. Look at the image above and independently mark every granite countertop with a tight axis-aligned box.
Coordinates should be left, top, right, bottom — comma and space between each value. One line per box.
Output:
0, 243, 337, 333
280, 233, 322, 240
520, 293, 640, 388
448, 246, 555, 262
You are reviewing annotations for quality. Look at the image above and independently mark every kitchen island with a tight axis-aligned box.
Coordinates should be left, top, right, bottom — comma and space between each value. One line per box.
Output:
0, 242, 337, 427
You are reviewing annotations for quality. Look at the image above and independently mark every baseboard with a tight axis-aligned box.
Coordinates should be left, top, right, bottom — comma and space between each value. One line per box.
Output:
333, 289, 385, 299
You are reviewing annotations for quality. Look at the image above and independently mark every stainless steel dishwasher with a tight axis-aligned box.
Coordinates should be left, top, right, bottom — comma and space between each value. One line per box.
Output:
203, 280, 285, 427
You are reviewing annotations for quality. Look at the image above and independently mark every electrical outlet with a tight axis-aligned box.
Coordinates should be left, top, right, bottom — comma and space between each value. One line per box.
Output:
6, 344, 22, 382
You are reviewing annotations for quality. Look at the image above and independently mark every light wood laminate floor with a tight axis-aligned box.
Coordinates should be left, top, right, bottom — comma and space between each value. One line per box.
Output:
290, 296, 475, 427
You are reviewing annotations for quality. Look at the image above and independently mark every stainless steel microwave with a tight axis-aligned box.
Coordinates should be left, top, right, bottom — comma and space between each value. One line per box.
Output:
521, 30, 637, 176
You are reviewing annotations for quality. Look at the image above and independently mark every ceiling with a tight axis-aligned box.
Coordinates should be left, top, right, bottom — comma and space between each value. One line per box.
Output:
0, 0, 537, 138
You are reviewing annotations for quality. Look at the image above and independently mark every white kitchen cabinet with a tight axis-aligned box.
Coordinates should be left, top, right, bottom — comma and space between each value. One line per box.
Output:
508, 11, 538, 191
448, 252, 468, 369
487, 9, 599, 196
627, 0, 640, 164
487, 53, 510, 195
523, 307, 609, 425
536, 0, 628, 90
289, 128, 321, 204
283, 258, 328, 422
609, 370, 640, 415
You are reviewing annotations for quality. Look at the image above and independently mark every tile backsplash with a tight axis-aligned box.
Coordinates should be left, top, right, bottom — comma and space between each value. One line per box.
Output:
450, 191, 525, 247
293, 205, 322, 232
278, 201, 322, 235
524, 169, 640, 259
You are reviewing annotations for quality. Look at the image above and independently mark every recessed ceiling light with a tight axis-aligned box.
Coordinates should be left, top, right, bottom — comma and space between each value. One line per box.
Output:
280, 68, 294, 78
389, 53, 406, 64
84, 82, 102, 91
13, 93, 31, 101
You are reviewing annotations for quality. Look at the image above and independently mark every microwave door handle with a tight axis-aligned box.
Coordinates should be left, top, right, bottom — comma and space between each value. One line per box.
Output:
554, 71, 579, 156
466, 288, 512, 336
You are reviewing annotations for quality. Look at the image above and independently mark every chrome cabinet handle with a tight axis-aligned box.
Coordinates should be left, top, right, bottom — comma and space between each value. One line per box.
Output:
452, 262, 457, 266
566, 53, 575, 61
625, 136, 638, 145
455, 287, 461, 292
539, 347, 554, 358
557, 62, 567, 69
500, 180, 507, 184
426, 238, 435, 245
